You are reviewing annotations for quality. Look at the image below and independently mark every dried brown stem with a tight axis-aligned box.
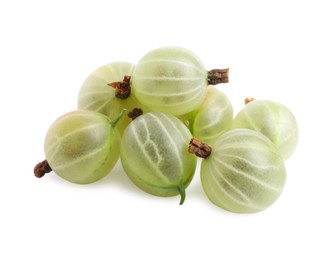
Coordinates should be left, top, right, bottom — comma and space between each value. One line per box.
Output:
208, 68, 229, 85
108, 75, 131, 99
128, 108, 143, 120
34, 159, 52, 178
188, 138, 212, 159
244, 97, 256, 105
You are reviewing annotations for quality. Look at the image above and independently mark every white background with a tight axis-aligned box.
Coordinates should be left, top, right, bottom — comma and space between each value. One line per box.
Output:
1, 0, 329, 259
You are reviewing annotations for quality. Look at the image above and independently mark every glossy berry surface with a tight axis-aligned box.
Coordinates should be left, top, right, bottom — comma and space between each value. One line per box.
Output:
77, 62, 145, 135
232, 99, 299, 160
185, 86, 233, 144
131, 46, 208, 116
120, 111, 197, 204
200, 129, 286, 213
44, 110, 121, 184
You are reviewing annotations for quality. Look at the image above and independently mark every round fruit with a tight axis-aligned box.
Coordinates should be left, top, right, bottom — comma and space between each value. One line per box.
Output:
120, 111, 197, 204
232, 99, 299, 160
189, 129, 286, 213
36, 110, 123, 184
130, 46, 229, 116
183, 86, 233, 143
77, 62, 146, 135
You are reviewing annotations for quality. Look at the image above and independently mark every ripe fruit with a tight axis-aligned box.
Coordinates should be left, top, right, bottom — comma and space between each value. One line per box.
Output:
77, 62, 146, 135
120, 111, 197, 204
232, 99, 299, 160
183, 86, 233, 143
34, 110, 124, 184
130, 46, 229, 116
189, 129, 286, 213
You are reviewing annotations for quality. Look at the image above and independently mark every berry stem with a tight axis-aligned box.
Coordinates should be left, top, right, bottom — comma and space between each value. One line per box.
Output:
108, 75, 131, 99
188, 138, 212, 159
178, 183, 186, 205
109, 109, 127, 127
34, 159, 52, 178
208, 68, 229, 85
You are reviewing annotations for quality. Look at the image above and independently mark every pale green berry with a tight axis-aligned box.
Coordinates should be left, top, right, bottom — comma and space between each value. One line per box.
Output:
120, 111, 197, 204
232, 99, 299, 160
190, 129, 286, 213
40, 110, 124, 184
131, 46, 229, 116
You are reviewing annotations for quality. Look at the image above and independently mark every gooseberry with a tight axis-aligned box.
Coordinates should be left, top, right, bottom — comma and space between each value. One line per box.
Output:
120, 111, 197, 204
189, 129, 286, 213
128, 46, 229, 116
34, 110, 124, 184
182, 86, 233, 143
77, 62, 146, 135
232, 99, 299, 160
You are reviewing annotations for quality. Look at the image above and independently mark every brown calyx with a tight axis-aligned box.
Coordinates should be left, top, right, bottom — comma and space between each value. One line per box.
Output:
34, 159, 52, 178
108, 75, 131, 99
188, 138, 212, 159
208, 68, 229, 85
128, 108, 143, 120
244, 97, 256, 105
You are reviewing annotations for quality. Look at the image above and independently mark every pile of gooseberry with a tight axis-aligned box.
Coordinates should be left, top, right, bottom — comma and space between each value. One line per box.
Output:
34, 46, 298, 213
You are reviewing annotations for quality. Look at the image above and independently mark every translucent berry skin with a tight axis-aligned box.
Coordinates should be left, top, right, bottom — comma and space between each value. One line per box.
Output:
232, 99, 299, 160
131, 46, 208, 116
77, 62, 145, 135
44, 110, 120, 184
201, 129, 286, 213
184, 86, 233, 144
120, 112, 197, 204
